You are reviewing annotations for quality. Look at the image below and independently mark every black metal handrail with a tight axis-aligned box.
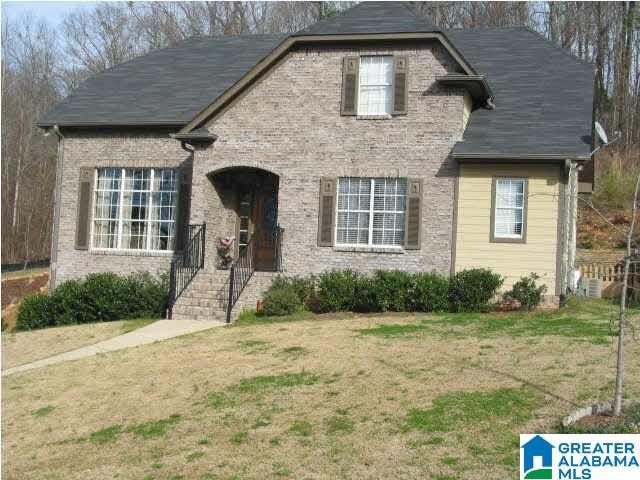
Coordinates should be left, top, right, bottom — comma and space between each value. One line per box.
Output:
167, 223, 206, 318
226, 226, 283, 323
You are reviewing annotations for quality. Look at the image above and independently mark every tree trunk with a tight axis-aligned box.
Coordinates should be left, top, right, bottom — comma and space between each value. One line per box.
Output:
613, 172, 640, 416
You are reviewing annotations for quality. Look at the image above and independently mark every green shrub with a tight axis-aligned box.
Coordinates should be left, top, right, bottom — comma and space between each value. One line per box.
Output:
268, 275, 316, 306
15, 272, 168, 331
449, 268, 503, 312
504, 273, 547, 310
262, 283, 304, 316
370, 270, 414, 312
315, 270, 360, 313
16, 294, 56, 330
413, 273, 450, 312
352, 276, 379, 313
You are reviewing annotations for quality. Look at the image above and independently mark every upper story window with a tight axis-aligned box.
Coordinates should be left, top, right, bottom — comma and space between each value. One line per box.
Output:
92, 168, 178, 251
336, 177, 406, 247
358, 56, 394, 116
492, 178, 527, 242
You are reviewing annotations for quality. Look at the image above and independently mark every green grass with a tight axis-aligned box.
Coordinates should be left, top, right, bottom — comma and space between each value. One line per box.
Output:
128, 415, 182, 439
277, 346, 309, 359
235, 309, 314, 326
359, 298, 625, 345
120, 318, 156, 334
32, 405, 55, 417
230, 431, 248, 444
402, 388, 539, 433
186, 451, 204, 463
358, 323, 428, 338
325, 415, 354, 435
289, 419, 313, 437
237, 340, 272, 354
208, 372, 321, 409
89, 425, 122, 444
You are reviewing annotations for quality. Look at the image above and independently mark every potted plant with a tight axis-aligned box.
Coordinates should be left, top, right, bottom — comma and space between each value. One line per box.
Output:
216, 236, 235, 269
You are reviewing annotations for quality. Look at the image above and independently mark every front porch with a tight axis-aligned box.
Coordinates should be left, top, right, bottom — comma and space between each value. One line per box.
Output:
168, 167, 284, 322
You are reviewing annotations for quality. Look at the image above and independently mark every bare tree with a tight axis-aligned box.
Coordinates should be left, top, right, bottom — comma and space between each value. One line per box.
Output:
613, 172, 640, 416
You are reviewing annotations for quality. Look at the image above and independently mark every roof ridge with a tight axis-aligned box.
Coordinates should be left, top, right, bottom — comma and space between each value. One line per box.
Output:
445, 25, 529, 32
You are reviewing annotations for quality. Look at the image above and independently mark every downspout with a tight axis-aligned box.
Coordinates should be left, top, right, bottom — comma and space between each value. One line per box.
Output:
564, 159, 579, 296
45, 125, 64, 289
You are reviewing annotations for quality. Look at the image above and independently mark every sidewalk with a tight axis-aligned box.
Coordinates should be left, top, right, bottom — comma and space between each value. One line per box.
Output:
2, 320, 225, 376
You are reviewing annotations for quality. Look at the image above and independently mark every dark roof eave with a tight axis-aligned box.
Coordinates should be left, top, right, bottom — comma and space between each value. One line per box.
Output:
436, 74, 493, 105
170, 129, 218, 144
452, 152, 590, 162
37, 120, 187, 129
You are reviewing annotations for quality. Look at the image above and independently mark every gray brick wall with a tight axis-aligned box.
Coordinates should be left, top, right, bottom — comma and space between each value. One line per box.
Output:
54, 42, 465, 312
52, 130, 191, 286
196, 43, 463, 277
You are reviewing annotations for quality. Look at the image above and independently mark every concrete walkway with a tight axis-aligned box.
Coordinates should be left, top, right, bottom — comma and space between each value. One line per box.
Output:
2, 320, 225, 376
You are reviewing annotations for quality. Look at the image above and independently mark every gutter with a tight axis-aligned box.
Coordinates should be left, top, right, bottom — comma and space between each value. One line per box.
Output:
435, 74, 494, 109
452, 153, 590, 162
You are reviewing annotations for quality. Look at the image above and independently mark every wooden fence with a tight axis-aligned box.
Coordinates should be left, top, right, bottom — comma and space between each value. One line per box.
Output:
576, 249, 639, 300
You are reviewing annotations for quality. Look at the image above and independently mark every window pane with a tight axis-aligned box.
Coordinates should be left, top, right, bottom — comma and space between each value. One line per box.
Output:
371, 178, 406, 246
92, 168, 177, 251
337, 177, 406, 247
358, 56, 393, 115
494, 179, 525, 238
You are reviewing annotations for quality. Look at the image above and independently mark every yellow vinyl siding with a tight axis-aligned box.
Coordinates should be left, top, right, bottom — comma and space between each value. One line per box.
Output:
455, 164, 561, 293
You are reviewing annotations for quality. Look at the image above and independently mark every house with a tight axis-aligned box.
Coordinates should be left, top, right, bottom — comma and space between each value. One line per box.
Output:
38, 2, 594, 321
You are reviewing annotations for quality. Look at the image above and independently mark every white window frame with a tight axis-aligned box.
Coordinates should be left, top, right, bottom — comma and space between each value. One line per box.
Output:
357, 55, 394, 116
335, 177, 406, 249
492, 177, 526, 241
90, 167, 178, 253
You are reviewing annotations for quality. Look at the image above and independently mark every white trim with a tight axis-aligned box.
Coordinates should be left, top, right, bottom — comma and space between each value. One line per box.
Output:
493, 177, 525, 240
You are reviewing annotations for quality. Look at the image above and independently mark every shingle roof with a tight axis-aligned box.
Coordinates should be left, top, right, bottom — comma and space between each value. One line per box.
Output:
294, 1, 440, 36
39, 2, 594, 158
446, 27, 594, 158
38, 33, 287, 126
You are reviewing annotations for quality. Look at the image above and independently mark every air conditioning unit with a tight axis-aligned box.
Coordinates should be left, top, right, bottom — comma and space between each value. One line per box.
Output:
587, 278, 603, 299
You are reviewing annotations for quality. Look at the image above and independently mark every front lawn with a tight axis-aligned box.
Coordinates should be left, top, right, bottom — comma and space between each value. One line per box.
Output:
2, 299, 639, 479
1, 319, 156, 370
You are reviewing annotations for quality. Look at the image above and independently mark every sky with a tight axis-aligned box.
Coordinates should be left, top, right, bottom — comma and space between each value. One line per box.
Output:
2, 1, 97, 26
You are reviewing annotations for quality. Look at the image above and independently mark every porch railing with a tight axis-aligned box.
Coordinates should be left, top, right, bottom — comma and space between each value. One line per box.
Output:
167, 223, 206, 318
226, 226, 283, 323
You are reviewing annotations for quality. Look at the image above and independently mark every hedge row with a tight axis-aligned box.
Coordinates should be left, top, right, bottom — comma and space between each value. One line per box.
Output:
261, 268, 506, 316
16, 273, 168, 331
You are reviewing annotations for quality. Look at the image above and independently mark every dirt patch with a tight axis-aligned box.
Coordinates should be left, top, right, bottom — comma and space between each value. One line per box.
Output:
572, 414, 617, 429
1, 271, 49, 331
1, 272, 49, 308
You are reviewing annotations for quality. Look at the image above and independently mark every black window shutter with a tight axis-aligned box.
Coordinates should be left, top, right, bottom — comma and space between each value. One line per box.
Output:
392, 56, 408, 115
404, 178, 422, 250
341, 57, 359, 116
175, 178, 191, 251
75, 167, 94, 250
317, 178, 337, 246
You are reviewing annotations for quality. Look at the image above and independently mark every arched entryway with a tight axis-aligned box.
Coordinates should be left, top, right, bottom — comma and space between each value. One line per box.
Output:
209, 167, 280, 271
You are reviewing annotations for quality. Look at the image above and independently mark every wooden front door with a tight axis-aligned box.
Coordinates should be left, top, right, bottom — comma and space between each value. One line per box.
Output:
235, 173, 278, 271
252, 182, 278, 271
